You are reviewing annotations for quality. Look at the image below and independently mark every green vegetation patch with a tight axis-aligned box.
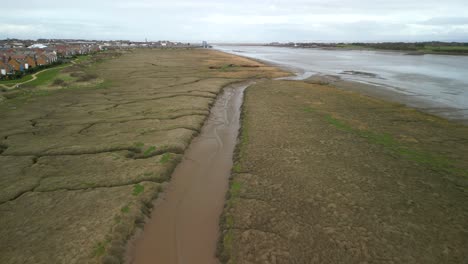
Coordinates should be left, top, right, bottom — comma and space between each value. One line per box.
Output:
0, 75, 34, 86
132, 184, 145, 196
232, 163, 242, 173
92, 240, 110, 257
324, 114, 468, 177
222, 229, 234, 258
303, 106, 316, 113
335, 43, 468, 54
26, 66, 68, 87
159, 153, 171, 164
230, 181, 242, 197
134, 142, 145, 149
94, 79, 111, 89
236, 112, 250, 162
74, 55, 92, 63
143, 146, 157, 157
423, 45, 468, 53
219, 180, 243, 263
120, 205, 130, 213
325, 115, 354, 133
221, 64, 237, 71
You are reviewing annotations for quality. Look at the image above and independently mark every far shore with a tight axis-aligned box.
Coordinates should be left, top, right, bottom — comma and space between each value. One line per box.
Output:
320, 46, 468, 56
260, 44, 468, 56
215, 47, 468, 125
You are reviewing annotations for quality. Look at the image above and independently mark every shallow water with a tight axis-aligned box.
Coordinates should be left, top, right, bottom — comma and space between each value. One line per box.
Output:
216, 45, 468, 122
125, 81, 251, 264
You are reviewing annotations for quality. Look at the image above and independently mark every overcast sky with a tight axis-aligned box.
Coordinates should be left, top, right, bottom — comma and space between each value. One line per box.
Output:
1, 0, 468, 42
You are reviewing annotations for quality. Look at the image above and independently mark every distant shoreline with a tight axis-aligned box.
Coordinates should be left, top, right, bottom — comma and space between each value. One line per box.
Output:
323, 47, 468, 56
261, 45, 468, 56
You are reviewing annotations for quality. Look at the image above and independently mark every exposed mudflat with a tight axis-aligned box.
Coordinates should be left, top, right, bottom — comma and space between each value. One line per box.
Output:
219, 79, 468, 263
0, 49, 287, 264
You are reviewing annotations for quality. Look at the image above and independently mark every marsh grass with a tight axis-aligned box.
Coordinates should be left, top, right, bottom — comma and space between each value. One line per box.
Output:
324, 114, 468, 177
230, 181, 242, 196
303, 106, 316, 113
220, 64, 237, 72
92, 240, 110, 257
232, 163, 242, 173
143, 146, 157, 156
95, 79, 112, 89
221, 228, 234, 262
132, 184, 145, 196
120, 205, 130, 213
134, 142, 144, 149
52, 78, 66, 86
218, 180, 243, 262
160, 153, 171, 164
77, 73, 98, 82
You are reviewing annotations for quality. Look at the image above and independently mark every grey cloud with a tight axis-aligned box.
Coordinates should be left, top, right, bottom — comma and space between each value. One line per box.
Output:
1, 0, 468, 42
421, 17, 468, 25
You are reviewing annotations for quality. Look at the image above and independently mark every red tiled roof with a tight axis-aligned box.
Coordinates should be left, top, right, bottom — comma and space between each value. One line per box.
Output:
11, 55, 27, 60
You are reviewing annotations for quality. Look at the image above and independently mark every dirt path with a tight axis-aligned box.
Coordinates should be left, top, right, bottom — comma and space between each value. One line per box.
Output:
0, 61, 74, 89
0, 49, 287, 264
219, 79, 468, 263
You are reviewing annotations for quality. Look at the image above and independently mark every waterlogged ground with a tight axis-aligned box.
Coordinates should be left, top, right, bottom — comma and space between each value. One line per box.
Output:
0, 49, 287, 264
219, 79, 468, 263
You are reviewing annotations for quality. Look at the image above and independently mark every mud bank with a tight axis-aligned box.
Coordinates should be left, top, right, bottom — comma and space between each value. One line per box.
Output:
125, 81, 253, 264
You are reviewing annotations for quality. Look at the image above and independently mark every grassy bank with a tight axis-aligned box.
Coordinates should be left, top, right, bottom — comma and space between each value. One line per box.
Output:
0, 75, 34, 86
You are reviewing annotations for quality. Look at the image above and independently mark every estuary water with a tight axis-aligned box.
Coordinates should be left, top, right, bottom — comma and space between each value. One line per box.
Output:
216, 45, 468, 122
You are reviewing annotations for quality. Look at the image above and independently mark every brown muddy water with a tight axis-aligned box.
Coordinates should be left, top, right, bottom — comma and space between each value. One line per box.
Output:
125, 81, 253, 264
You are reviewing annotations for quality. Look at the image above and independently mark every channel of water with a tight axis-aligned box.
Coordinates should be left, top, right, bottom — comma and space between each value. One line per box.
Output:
125, 81, 253, 264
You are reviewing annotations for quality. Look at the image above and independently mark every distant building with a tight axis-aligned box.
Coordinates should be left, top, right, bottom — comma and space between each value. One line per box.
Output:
202, 41, 208, 48
8, 58, 23, 72
28, 43, 48, 49
0, 61, 12, 75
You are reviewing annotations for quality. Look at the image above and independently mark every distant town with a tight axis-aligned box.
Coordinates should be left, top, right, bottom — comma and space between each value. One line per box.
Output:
0, 39, 204, 80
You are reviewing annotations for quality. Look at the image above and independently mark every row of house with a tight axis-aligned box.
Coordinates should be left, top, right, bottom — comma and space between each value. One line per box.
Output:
0, 38, 202, 78
54, 44, 100, 57
0, 43, 100, 77
0, 50, 58, 76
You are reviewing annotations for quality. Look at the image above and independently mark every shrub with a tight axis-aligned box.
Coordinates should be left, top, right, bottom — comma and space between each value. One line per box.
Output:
52, 78, 65, 86
69, 71, 83, 77
77, 73, 98, 82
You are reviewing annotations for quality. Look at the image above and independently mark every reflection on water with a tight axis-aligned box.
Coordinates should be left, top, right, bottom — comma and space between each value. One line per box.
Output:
216, 45, 468, 121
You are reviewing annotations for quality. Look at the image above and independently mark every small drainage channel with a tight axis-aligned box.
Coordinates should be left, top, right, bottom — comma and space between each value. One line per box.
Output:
125, 81, 254, 264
